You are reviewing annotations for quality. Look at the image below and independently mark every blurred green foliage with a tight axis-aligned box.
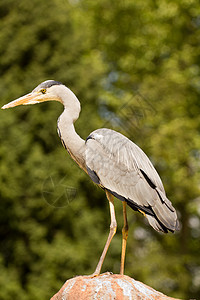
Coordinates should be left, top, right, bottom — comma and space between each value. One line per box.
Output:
0, 0, 200, 299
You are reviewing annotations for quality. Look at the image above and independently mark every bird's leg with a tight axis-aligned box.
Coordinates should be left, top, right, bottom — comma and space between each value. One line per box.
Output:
120, 201, 128, 275
92, 191, 117, 276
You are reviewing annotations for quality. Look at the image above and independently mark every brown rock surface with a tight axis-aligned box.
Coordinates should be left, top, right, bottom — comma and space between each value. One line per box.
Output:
51, 273, 181, 300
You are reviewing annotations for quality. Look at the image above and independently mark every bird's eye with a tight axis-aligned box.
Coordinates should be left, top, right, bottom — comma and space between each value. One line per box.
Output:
40, 89, 46, 94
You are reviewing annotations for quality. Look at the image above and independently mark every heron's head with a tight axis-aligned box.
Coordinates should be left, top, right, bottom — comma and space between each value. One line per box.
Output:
1, 80, 80, 111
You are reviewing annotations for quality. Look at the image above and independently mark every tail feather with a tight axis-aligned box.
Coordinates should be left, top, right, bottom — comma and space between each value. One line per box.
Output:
146, 214, 168, 233
126, 190, 179, 233
106, 186, 179, 233
153, 188, 180, 232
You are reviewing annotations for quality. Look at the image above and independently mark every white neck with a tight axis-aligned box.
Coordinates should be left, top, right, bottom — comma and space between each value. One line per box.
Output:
57, 106, 86, 172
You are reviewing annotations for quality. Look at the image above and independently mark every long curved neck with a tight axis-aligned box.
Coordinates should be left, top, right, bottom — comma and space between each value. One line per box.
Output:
57, 108, 86, 172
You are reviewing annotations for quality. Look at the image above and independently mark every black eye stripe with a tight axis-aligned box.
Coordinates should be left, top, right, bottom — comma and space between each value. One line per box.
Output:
32, 80, 63, 93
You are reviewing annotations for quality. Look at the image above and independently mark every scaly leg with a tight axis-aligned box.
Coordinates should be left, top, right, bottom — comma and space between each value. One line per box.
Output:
92, 191, 117, 276
120, 201, 128, 275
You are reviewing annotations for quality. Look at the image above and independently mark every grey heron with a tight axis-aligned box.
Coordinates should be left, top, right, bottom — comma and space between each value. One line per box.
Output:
2, 80, 179, 276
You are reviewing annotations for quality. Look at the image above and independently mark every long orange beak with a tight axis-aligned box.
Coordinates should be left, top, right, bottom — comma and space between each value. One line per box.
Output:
1, 92, 61, 109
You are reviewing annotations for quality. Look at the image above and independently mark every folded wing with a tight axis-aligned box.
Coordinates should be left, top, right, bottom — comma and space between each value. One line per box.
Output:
85, 128, 179, 233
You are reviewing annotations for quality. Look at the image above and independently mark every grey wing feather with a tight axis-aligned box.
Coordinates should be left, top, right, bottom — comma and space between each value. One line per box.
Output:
85, 128, 179, 233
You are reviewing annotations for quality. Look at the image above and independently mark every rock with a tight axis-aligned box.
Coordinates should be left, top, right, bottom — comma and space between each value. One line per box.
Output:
51, 273, 181, 300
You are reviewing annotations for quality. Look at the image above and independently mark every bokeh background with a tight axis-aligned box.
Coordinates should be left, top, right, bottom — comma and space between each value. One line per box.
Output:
0, 0, 200, 299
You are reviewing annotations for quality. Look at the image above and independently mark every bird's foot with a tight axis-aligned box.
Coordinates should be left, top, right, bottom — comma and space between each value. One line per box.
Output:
84, 271, 113, 279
